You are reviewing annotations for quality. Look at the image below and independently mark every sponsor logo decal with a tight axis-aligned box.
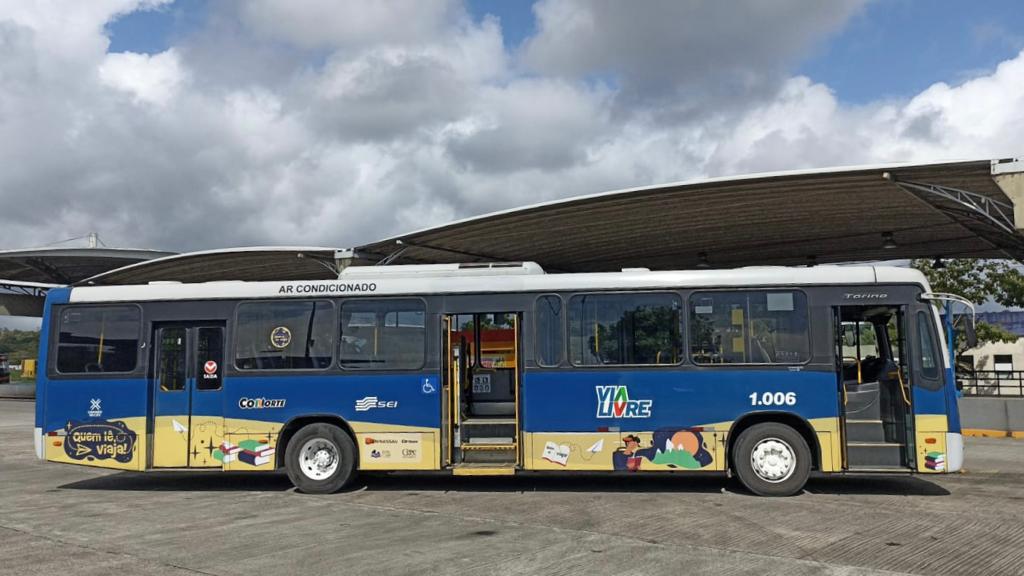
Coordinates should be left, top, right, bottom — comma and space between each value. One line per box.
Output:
63, 420, 136, 463
596, 386, 652, 418
355, 396, 398, 411
87, 398, 102, 418
362, 434, 421, 463
270, 326, 292, 349
238, 397, 286, 409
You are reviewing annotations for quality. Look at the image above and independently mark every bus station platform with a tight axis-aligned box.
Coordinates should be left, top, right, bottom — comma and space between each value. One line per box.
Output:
2, 400, 1023, 576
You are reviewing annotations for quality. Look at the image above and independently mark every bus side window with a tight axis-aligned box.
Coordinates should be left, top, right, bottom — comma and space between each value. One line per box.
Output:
536, 295, 563, 367
690, 291, 808, 365
195, 327, 223, 390
158, 327, 186, 391
234, 300, 335, 370
340, 299, 425, 370
916, 311, 941, 383
568, 292, 681, 366
55, 306, 141, 374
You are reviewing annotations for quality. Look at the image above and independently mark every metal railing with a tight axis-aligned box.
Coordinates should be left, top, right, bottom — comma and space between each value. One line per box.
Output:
958, 370, 1024, 397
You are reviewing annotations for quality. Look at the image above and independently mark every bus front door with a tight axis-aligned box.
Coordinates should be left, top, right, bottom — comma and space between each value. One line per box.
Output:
836, 306, 913, 470
443, 312, 521, 471
151, 324, 226, 468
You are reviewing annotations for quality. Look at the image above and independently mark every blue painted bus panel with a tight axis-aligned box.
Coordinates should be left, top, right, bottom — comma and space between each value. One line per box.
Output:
521, 369, 840, 432
222, 373, 441, 428
912, 385, 947, 418
43, 378, 149, 433
36, 287, 70, 431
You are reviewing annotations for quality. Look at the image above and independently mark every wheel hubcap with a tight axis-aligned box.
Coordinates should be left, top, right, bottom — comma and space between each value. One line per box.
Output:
750, 437, 796, 483
299, 438, 339, 481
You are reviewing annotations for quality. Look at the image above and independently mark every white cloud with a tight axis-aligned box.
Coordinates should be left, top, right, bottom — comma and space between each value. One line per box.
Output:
99, 49, 186, 106
238, 0, 459, 49
0, 1, 1021, 258
521, 0, 865, 100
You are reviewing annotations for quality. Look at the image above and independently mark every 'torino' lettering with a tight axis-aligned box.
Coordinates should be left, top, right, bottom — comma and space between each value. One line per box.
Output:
844, 293, 888, 300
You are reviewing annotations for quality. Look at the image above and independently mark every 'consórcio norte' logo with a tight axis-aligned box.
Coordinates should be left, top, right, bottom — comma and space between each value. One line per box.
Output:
238, 397, 286, 409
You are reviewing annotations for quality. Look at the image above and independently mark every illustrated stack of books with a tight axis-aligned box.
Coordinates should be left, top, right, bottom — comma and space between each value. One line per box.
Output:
925, 451, 946, 472
237, 439, 275, 466
213, 441, 241, 464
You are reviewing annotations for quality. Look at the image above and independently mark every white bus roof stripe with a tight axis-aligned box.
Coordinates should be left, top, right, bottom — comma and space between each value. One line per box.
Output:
66, 265, 929, 303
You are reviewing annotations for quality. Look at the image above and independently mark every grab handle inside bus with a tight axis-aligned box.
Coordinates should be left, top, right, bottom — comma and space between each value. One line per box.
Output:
896, 367, 912, 407
843, 356, 862, 384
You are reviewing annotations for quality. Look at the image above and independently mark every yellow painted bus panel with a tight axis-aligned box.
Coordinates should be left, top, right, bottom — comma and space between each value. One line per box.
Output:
915, 414, 949, 473
357, 432, 437, 470
45, 416, 147, 471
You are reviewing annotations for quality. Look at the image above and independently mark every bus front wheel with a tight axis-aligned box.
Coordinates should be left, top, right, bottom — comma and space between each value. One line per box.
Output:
285, 423, 356, 494
732, 422, 810, 497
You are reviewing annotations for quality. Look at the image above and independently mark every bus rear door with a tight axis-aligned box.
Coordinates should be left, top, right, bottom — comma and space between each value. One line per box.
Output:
443, 312, 521, 473
151, 324, 225, 468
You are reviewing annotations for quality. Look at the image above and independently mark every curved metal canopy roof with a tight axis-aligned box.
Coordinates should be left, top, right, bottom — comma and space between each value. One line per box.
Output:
356, 158, 1024, 272
79, 246, 349, 285
0, 247, 175, 285
34, 157, 1024, 290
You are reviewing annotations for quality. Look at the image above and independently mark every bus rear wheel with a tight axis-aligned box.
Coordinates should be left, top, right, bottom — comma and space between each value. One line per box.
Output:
285, 423, 356, 494
732, 422, 810, 497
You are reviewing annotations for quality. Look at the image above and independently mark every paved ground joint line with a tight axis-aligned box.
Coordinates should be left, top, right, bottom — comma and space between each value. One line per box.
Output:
0, 524, 221, 576
329, 495, 916, 575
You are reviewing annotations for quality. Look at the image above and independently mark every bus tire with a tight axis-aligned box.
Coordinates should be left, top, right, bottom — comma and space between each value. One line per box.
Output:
732, 422, 810, 497
285, 423, 356, 494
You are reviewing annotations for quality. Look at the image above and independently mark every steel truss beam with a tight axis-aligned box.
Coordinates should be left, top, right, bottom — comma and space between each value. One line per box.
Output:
0, 282, 49, 297
889, 177, 1017, 236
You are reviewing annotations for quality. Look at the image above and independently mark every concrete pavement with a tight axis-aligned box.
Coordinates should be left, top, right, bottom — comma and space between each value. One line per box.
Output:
2, 400, 1023, 576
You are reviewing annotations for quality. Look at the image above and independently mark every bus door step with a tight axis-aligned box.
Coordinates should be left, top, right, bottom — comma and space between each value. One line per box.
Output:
460, 442, 517, 464
452, 463, 516, 476
847, 442, 904, 468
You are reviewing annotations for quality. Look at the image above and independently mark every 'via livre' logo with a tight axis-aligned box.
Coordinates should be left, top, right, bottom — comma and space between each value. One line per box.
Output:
596, 386, 652, 418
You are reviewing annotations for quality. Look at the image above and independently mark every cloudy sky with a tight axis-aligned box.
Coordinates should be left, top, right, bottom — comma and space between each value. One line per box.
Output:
1, 0, 1023, 256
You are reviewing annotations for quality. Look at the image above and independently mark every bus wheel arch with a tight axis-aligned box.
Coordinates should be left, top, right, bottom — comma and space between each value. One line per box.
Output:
728, 411, 820, 471
278, 415, 359, 494
727, 412, 819, 496
277, 414, 357, 468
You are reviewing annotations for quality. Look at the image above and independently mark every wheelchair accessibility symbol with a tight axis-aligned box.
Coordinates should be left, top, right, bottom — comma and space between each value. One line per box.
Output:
421, 379, 436, 394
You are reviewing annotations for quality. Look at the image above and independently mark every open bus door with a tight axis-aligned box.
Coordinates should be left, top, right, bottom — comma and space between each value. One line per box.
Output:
443, 312, 520, 475
835, 306, 914, 470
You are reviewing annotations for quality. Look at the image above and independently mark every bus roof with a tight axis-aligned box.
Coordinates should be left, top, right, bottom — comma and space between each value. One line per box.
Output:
65, 264, 931, 304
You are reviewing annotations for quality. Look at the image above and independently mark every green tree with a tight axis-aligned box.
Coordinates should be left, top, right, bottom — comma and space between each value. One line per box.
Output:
911, 258, 1021, 351
0, 328, 40, 364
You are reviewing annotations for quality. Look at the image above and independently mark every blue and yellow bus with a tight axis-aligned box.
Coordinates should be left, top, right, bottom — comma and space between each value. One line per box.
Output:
34, 263, 969, 496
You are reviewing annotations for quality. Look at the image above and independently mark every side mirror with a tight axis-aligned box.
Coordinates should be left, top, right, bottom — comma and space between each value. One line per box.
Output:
963, 320, 978, 349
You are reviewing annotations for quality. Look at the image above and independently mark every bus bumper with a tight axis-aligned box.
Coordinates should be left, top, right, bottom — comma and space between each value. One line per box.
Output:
946, 432, 964, 472
34, 427, 43, 460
